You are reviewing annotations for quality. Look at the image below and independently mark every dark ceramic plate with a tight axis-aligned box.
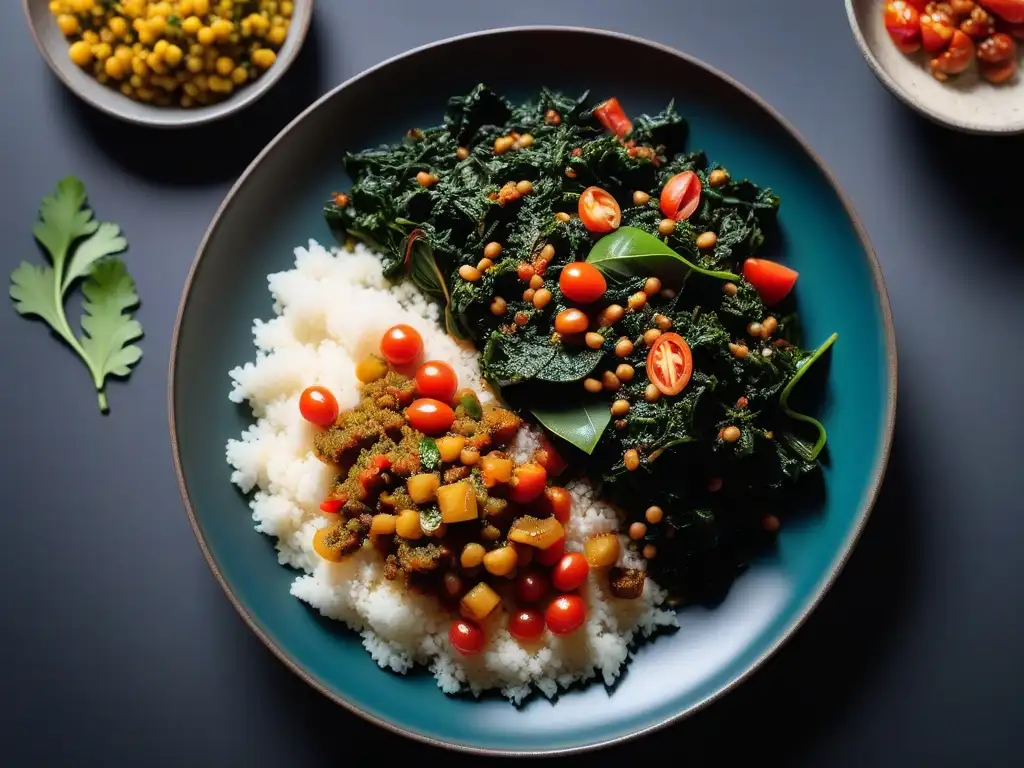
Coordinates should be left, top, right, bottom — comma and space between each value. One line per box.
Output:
170, 27, 897, 755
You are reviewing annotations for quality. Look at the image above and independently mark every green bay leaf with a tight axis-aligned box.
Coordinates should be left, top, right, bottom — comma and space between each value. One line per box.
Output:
587, 226, 739, 283
529, 396, 611, 455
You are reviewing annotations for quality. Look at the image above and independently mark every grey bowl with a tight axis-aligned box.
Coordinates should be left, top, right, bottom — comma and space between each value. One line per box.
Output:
846, 0, 1024, 135
23, 0, 313, 128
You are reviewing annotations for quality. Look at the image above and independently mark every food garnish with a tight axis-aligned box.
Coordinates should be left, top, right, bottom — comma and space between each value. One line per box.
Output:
9, 177, 142, 413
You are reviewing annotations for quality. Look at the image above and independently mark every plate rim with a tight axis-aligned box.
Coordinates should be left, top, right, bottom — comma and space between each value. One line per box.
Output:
843, 0, 1024, 136
167, 24, 899, 756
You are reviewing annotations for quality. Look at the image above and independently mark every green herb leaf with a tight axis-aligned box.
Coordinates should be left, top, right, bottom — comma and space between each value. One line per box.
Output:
419, 437, 441, 471
459, 391, 483, 420
8, 177, 142, 413
419, 505, 443, 533
530, 396, 612, 455
779, 332, 838, 462
404, 229, 466, 340
535, 345, 604, 383
587, 226, 739, 283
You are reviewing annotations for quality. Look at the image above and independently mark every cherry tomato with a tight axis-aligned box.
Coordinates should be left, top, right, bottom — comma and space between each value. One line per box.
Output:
415, 360, 458, 401
559, 262, 608, 304
542, 486, 572, 524
647, 332, 693, 397
554, 308, 590, 335
449, 618, 485, 655
509, 462, 548, 503
545, 594, 586, 636
742, 258, 799, 306
508, 609, 546, 641
979, 0, 1024, 24
380, 324, 423, 365
551, 552, 590, 592
533, 436, 568, 477
299, 386, 339, 427
516, 569, 550, 603
536, 537, 566, 567
660, 171, 702, 221
593, 97, 633, 139
883, 1, 922, 53
578, 187, 622, 233
406, 398, 456, 435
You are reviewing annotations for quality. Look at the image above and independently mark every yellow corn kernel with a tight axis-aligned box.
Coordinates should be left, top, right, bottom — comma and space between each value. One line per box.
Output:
149, 1, 172, 17
122, 0, 144, 16
153, 39, 169, 58
182, 15, 202, 35
214, 56, 233, 75
49, 1, 63, 14
81, 30, 99, 44
148, 16, 166, 35
230, 66, 248, 85
211, 19, 233, 41
181, 94, 195, 108
56, 14, 79, 36
192, 0, 209, 14
267, 25, 287, 46
248, 12, 269, 33
120, 82, 134, 97
132, 17, 146, 32
136, 86, 154, 102
197, 26, 215, 45
115, 45, 133, 64
96, 72, 109, 84
182, 81, 199, 97
68, 40, 93, 67
92, 42, 112, 61
71, 0, 94, 12
179, 0, 195, 14
131, 56, 148, 76
100, 28, 115, 44
137, 29, 155, 45
104, 56, 126, 79
164, 44, 183, 66
281, 1, 293, 15
186, 56, 204, 73
129, 74, 143, 88
251, 48, 276, 68
189, 42, 203, 55
108, 16, 128, 37
146, 53, 166, 74
193, 73, 209, 91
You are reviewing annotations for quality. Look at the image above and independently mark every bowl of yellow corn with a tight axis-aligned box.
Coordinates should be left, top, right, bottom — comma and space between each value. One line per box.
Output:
25, 0, 313, 127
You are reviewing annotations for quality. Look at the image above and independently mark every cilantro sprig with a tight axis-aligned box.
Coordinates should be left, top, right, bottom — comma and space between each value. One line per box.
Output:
9, 177, 143, 413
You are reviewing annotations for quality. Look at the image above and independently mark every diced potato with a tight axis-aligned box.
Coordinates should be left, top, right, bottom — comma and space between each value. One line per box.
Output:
437, 481, 478, 523
508, 515, 564, 550
436, 435, 466, 463
584, 532, 620, 568
395, 509, 423, 540
460, 542, 486, 569
407, 473, 440, 504
460, 581, 501, 622
482, 546, 517, 576
481, 453, 513, 487
370, 513, 397, 536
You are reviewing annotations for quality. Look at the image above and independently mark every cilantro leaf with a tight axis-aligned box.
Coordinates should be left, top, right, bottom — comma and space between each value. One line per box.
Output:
8, 177, 143, 413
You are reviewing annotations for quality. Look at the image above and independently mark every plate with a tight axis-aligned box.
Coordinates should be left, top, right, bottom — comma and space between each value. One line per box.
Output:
23, 0, 314, 128
846, 0, 1024, 135
170, 27, 897, 755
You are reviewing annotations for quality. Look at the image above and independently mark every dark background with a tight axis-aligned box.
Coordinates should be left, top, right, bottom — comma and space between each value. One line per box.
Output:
2, 1, 1023, 765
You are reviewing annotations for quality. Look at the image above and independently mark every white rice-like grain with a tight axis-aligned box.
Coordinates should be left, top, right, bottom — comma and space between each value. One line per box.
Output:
225, 240, 677, 703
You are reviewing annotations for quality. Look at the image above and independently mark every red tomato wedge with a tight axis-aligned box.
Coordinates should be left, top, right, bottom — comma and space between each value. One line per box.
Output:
660, 171, 702, 221
742, 258, 799, 305
979, 0, 1024, 24
646, 333, 693, 397
883, 1, 922, 53
578, 187, 621, 233
593, 97, 633, 139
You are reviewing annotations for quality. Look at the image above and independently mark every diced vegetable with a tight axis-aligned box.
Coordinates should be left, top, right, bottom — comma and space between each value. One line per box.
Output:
481, 453, 513, 487
541, 487, 572, 524
395, 509, 424, 539
407, 473, 440, 504
370, 513, 397, 536
460, 542, 486, 568
742, 258, 798, 305
608, 567, 646, 599
533, 436, 568, 477
482, 545, 518, 576
583, 533, 621, 568
312, 524, 347, 562
460, 581, 501, 621
437, 480, 479, 523
593, 97, 633, 139
508, 462, 548, 503
436, 435, 466, 463
508, 516, 565, 550
355, 354, 389, 384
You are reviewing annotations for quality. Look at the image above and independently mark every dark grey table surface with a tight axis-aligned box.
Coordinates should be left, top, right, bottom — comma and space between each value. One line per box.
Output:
2, 1, 1023, 765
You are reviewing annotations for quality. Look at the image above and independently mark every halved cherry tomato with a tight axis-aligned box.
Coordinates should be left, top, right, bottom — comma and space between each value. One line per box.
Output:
920, 7, 955, 51
536, 537, 566, 567
299, 386, 339, 427
979, 0, 1024, 24
508, 609, 546, 641
319, 498, 345, 514
660, 171, 702, 221
883, 1, 922, 53
559, 262, 607, 304
551, 552, 590, 592
533, 435, 568, 477
516, 569, 550, 603
647, 332, 693, 397
449, 618, 485, 655
578, 187, 622, 233
509, 462, 548, 503
380, 324, 423, 365
545, 594, 586, 635
415, 360, 458, 401
406, 398, 456, 435
541, 486, 572, 524
593, 97, 633, 139
742, 258, 798, 305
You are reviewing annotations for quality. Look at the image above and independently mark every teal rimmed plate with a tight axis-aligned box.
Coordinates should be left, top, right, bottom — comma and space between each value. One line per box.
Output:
169, 27, 897, 755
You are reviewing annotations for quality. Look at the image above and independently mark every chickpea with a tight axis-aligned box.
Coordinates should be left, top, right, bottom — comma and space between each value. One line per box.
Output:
489, 296, 507, 317
728, 342, 749, 359
721, 426, 741, 443
723, 282, 738, 296
545, 108, 561, 125
644, 383, 661, 402
527, 274, 542, 290
645, 506, 664, 524
211, 18, 234, 42
642, 544, 657, 560
516, 180, 534, 195
93, 42, 113, 61
608, 399, 630, 417
708, 169, 729, 187
761, 316, 778, 337
555, 211, 571, 223
696, 231, 718, 250
163, 44, 182, 67
615, 364, 635, 382
197, 26, 216, 45
633, 190, 651, 206
460, 542, 485, 569
460, 446, 480, 466
214, 56, 233, 76
473, 258, 492, 273
540, 243, 556, 262
109, 16, 129, 36
533, 288, 552, 309
583, 377, 603, 393
614, 337, 634, 357
396, 510, 423, 540
658, 218, 676, 235
602, 370, 621, 392
584, 332, 604, 350
746, 321, 763, 337
516, 133, 534, 148
231, 66, 249, 85
654, 314, 672, 331
643, 277, 662, 296
193, 0, 209, 13
624, 449, 640, 471
614, 418, 628, 431
628, 521, 648, 540
459, 265, 481, 282
282, 1, 295, 15
252, 48, 277, 69
455, 146, 470, 161
484, 241, 503, 260
643, 328, 662, 346
522, 288, 536, 303
268, 25, 288, 46
554, 308, 589, 335
598, 304, 624, 327
104, 56, 126, 79
494, 135, 515, 154
186, 56, 204, 73
483, 546, 517, 577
